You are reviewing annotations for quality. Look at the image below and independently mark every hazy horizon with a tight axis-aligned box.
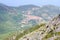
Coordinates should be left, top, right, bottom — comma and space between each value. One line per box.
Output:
0, 0, 60, 7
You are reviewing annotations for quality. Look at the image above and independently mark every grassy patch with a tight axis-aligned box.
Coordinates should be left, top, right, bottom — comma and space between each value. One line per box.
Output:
15, 23, 46, 40
45, 32, 53, 39
1, 31, 16, 40
42, 30, 54, 40
55, 32, 60, 35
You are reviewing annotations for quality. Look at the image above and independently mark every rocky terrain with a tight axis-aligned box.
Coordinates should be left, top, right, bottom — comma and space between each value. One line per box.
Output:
0, 3, 60, 40
20, 14, 60, 40
5, 14, 60, 40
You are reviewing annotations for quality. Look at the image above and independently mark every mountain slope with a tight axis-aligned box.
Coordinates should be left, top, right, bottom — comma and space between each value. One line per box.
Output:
9, 14, 60, 40
0, 3, 60, 40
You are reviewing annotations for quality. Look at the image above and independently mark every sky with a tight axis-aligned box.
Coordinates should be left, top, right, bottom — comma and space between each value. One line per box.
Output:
0, 0, 60, 7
